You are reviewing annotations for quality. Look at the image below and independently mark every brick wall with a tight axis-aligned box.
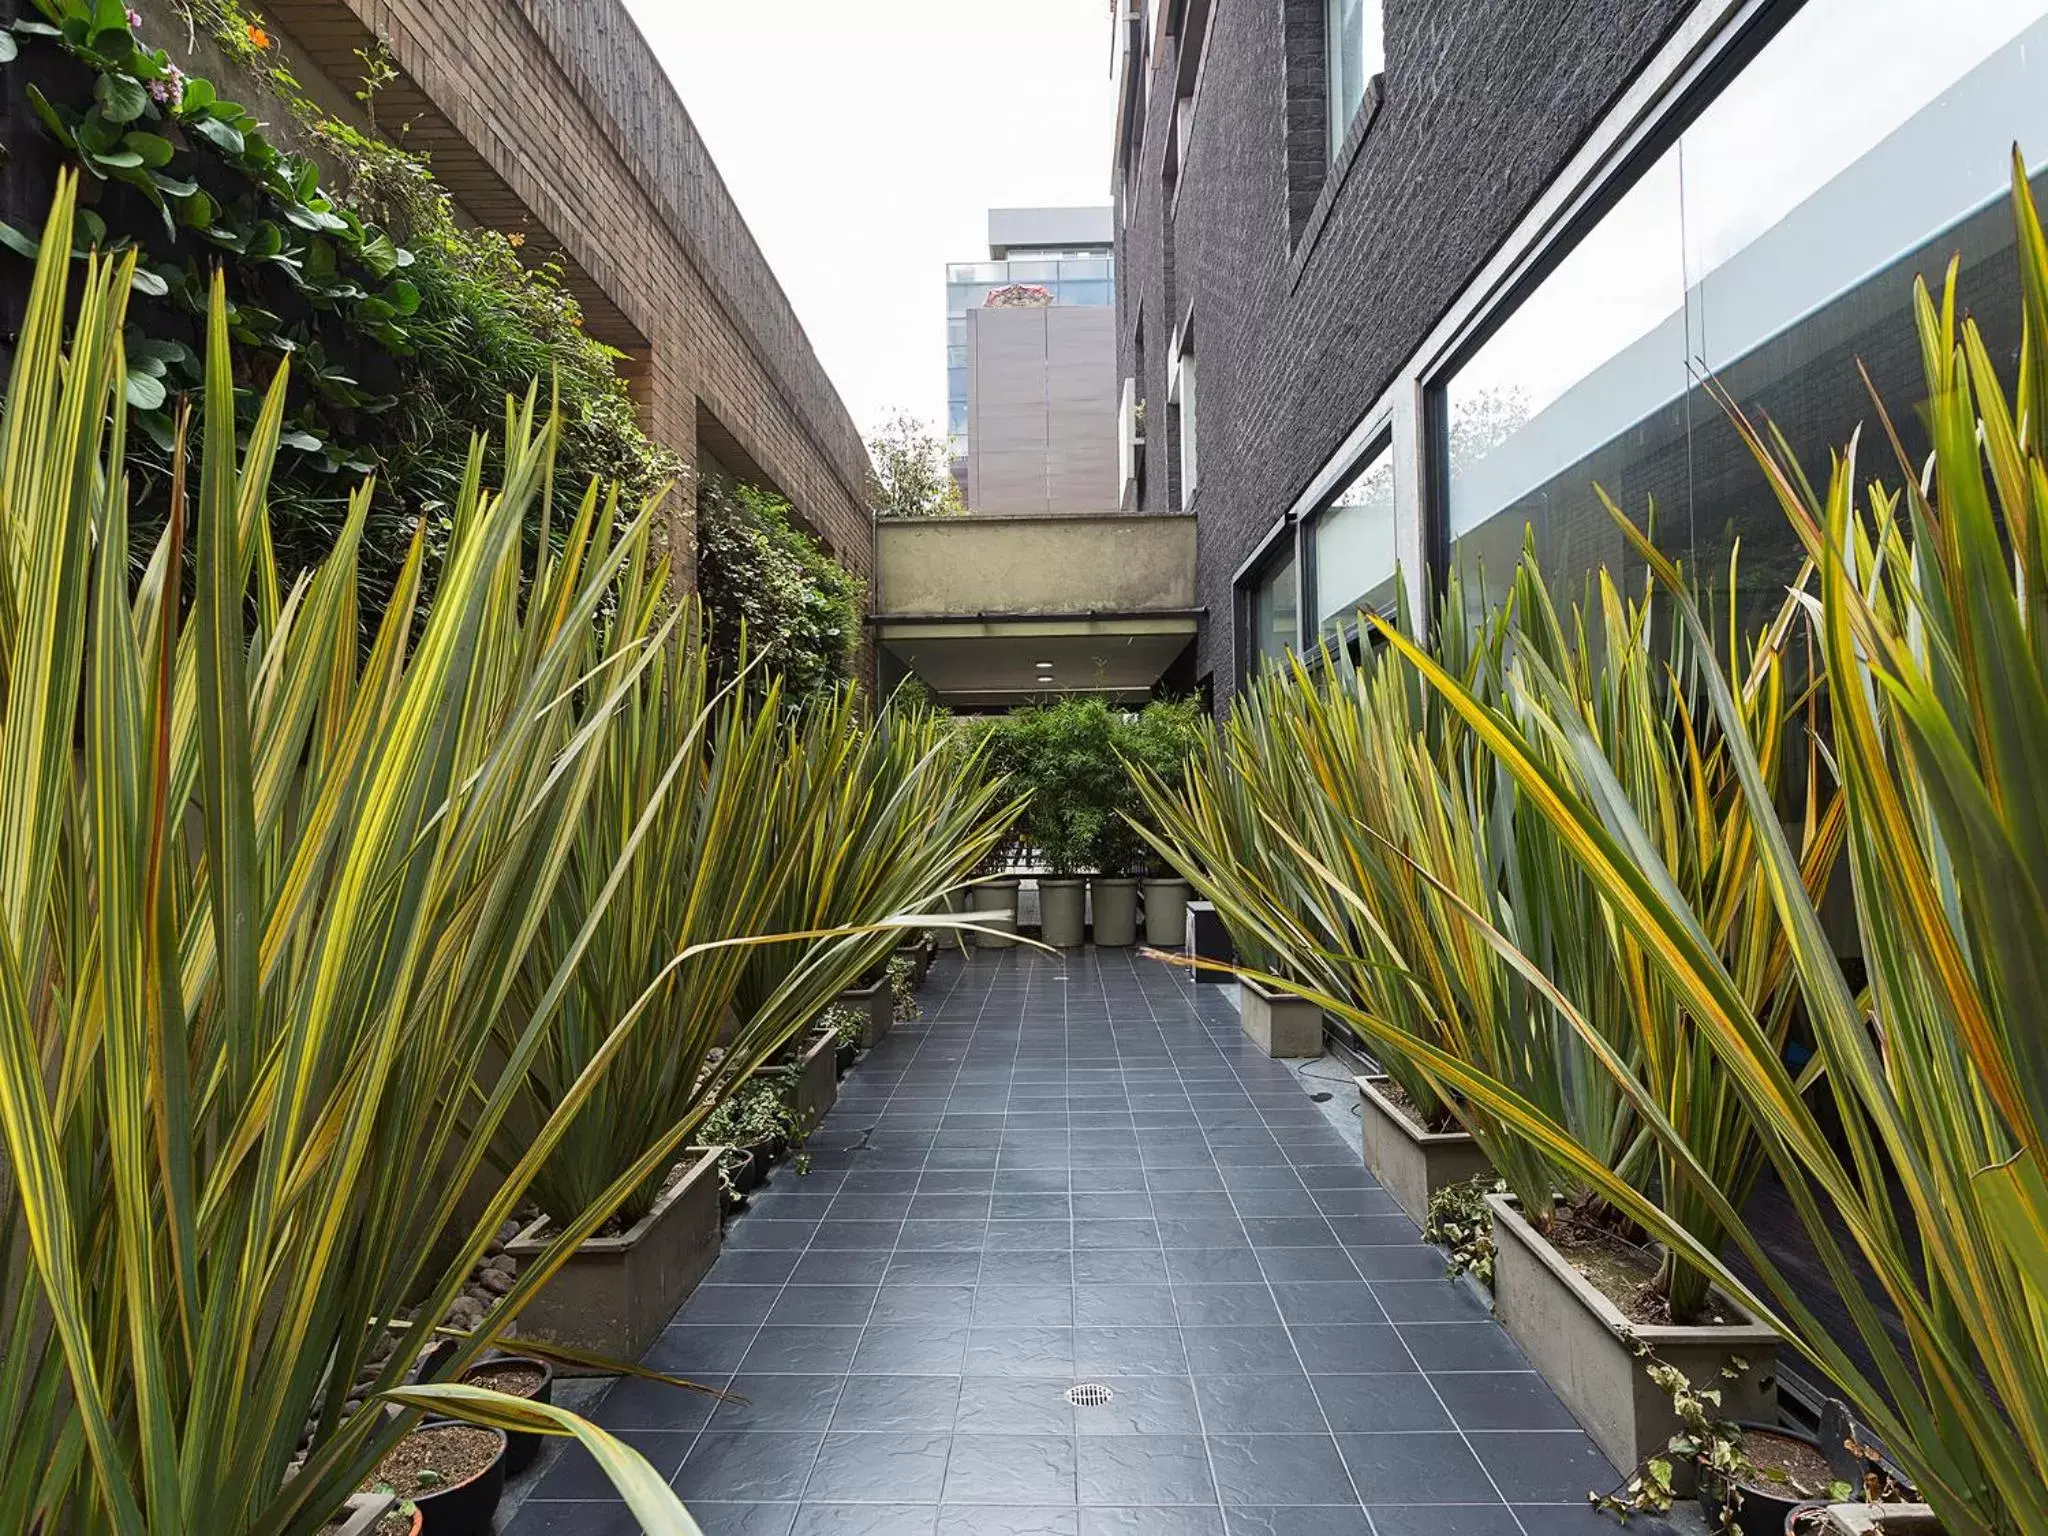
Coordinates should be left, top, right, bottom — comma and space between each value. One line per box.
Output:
1116, 0, 1692, 700
248, 0, 873, 620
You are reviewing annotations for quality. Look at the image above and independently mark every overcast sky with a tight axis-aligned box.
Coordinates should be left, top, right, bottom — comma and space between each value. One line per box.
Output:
621, 0, 1118, 447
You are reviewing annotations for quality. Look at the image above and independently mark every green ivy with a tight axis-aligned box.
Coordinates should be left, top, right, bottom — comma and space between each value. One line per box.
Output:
2, 0, 679, 621
696, 478, 864, 703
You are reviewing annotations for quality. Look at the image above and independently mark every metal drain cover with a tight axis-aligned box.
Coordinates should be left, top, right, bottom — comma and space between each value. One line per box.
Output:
1066, 1383, 1114, 1407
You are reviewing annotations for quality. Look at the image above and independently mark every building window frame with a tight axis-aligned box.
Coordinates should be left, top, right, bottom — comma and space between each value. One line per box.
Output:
1169, 316, 1198, 509
1304, 429, 1400, 652
1232, 515, 1305, 693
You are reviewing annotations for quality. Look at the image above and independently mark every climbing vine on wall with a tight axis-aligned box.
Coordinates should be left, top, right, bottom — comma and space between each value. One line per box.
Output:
696, 478, 864, 703
0, 0, 679, 619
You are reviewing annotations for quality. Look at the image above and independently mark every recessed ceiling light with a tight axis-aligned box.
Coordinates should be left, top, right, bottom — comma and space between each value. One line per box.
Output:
1034, 660, 1054, 668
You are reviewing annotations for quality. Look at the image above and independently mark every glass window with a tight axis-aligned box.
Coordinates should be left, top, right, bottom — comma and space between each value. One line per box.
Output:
1058, 257, 1114, 282
1055, 279, 1116, 307
947, 365, 967, 402
1248, 548, 1300, 674
1312, 446, 1397, 634
1171, 347, 1198, 508
1439, 0, 2048, 637
1325, 0, 1382, 160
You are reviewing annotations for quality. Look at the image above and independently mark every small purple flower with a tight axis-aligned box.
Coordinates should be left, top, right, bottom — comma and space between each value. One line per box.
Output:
148, 64, 185, 109
125, 6, 143, 27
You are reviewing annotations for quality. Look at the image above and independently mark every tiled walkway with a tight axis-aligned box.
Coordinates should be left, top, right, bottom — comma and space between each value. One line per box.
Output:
509, 946, 1628, 1536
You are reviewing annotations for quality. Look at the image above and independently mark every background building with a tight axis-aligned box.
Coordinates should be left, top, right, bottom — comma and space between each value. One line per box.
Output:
1112, 0, 2048, 704
946, 207, 1116, 504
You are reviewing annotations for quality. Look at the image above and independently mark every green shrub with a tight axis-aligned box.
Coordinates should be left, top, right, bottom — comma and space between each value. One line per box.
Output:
1, 0, 679, 622
696, 477, 863, 701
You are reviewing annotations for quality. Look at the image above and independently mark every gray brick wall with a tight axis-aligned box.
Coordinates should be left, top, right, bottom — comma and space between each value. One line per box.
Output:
1116, 0, 1693, 700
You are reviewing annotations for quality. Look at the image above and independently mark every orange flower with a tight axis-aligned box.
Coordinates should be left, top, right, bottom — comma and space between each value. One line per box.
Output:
247, 23, 270, 48
507, 231, 526, 248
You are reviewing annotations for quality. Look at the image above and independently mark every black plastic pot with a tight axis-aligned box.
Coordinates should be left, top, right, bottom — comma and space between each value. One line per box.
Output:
457, 1355, 554, 1476
1785, 1500, 1834, 1536
741, 1134, 778, 1179
720, 1145, 758, 1196
1699, 1425, 1832, 1536
835, 1041, 857, 1076
404, 1420, 507, 1536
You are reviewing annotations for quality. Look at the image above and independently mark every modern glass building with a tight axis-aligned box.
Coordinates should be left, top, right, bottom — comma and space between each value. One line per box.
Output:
946, 208, 1115, 490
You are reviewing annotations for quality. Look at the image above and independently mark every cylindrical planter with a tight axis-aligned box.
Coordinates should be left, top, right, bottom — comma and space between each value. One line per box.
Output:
1355, 1074, 1492, 1229
1039, 878, 1087, 947
1090, 877, 1140, 946
969, 879, 1020, 949
506, 1146, 724, 1369
395, 1420, 507, 1536
1486, 1193, 1782, 1492
457, 1354, 555, 1476
1142, 877, 1191, 947
1698, 1425, 1832, 1536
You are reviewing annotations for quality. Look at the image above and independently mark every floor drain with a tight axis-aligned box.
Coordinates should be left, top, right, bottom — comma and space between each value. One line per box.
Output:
1066, 1383, 1114, 1408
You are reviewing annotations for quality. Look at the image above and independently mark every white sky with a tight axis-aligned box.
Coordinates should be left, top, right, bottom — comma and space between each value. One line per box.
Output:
621, 0, 1118, 447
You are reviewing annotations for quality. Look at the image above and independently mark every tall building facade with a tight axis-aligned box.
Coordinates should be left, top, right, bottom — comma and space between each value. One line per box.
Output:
946, 207, 1116, 506
1113, 0, 2048, 703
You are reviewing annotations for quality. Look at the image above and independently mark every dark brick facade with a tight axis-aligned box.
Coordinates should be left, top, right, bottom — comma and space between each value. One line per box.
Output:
1116, 0, 1693, 700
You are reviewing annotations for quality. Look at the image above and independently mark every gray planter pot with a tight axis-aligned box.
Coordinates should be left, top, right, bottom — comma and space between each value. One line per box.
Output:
1091, 877, 1140, 946
1487, 1192, 1782, 1490
507, 1146, 724, 1369
1142, 877, 1191, 947
1355, 1074, 1492, 1229
969, 879, 1019, 949
790, 1028, 838, 1134
839, 975, 893, 1048
1039, 877, 1087, 948
1238, 978, 1323, 1056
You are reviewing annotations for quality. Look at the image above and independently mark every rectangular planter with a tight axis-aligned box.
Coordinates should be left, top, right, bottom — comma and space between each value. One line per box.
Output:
1487, 1192, 1781, 1489
1823, 1507, 1941, 1536
506, 1146, 724, 1370
895, 934, 936, 985
1238, 977, 1323, 1056
840, 976, 893, 1048
1356, 1074, 1492, 1229
790, 1028, 837, 1134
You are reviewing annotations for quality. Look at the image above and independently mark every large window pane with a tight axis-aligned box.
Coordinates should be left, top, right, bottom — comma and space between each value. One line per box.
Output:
1439, 0, 2048, 635
1248, 550, 1299, 674
1312, 447, 1397, 634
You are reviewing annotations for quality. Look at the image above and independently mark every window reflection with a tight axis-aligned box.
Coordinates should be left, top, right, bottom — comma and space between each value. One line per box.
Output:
1313, 446, 1397, 634
1249, 550, 1300, 674
1440, 0, 2048, 636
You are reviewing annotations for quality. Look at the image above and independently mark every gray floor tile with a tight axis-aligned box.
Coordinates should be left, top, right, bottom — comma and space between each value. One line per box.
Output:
803, 1431, 953, 1501
1205, 1432, 1356, 1505
944, 1434, 1079, 1503
1333, 1431, 1500, 1502
789, 1506, 938, 1535
1076, 1435, 1216, 1504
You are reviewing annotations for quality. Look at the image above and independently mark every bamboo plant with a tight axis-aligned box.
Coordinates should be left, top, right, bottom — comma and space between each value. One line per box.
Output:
0, 177, 707, 1534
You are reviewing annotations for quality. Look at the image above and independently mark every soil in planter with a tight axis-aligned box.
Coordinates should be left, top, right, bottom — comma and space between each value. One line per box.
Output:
371, 1510, 416, 1536
1732, 1428, 1837, 1503
1546, 1214, 1736, 1327
365, 1423, 499, 1500
462, 1360, 545, 1398
1375, 1078, 1461, 1136
529, 1160, 692, 1242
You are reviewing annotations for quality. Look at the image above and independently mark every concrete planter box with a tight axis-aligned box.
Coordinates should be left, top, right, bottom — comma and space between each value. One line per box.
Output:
1091, 877, 1140, 946
895, 933, 937, 984
1040, 877, 1086, 947
507, 1146, 724, 1370
1238, 978, 1323, 1056
1822, 1506, 1940, 1536
1487, 1192, 1782, 1489
790, 1029, 837, 1134
1142, 878, 1191, 947
969, 879, 1019, 949
840, 976, 893, 1048
1356, 1074, 1492, 1230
